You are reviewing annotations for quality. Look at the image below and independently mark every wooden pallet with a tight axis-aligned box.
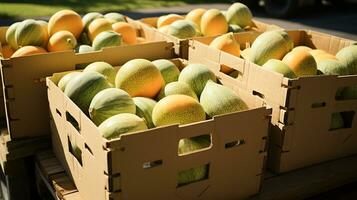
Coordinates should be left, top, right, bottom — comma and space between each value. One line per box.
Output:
35, 150, 357, 200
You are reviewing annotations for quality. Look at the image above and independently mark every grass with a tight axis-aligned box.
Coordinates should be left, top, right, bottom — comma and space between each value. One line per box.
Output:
0, 0, 231, 18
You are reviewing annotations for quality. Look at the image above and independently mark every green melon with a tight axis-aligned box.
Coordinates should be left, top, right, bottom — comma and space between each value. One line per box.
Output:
178, 63, 216, 96
64, 72, 111, 114
75, 44, 93, 53
336, 45, 357, 74
92, 31, 122, 51
262, 59, 297, 78
15, 19, 47, 48
152, 95, 206, 127
152, 59, 180, 84
225, 3, 252, 28
250, 30, 294, 65
57, 72, 81, 92
82, 12, 104, 30
317, 59, 349, 75
159, 81, 198, 100
115, 59, 164, 98
133, 97, 157, 128
104, 12, 126, 24
89, 88, 136, 126
166, 20, 197, 39
200, 80, 248, 118
6, 22, 20, 50
84, 61, 116, 84
178, 135, 210, 186
98, 113, 147, 140
331, 113, 345, 130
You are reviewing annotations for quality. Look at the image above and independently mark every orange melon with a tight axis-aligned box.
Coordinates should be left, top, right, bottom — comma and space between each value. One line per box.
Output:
48, 9, 83, 38
209, 33, 240, 73
1, 45, 15, 58
185, 8, 207, 30
282, 49, 317, 76
157, 14, 184, 28
152, 94, 206, 127
88, 18, 113, 42
112, 22, 137, 45
11, 46, 47, 57
200, 9, 228, 36
115, 59, 164, 98
47, 30, 77, 52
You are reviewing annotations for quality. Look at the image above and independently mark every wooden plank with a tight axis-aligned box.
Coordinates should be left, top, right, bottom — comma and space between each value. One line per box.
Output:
252, 155, 357, 200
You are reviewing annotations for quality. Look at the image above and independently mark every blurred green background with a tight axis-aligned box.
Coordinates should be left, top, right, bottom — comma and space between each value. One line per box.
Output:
0, 0, 230, 18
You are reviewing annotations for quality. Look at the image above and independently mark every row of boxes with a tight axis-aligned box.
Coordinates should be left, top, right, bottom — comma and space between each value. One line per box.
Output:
0, 14, 356, 200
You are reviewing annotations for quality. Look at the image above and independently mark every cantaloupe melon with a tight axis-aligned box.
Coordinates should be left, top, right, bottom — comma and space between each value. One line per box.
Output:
225, 3, 252, 28
317, 59, 349, 75
262, 59, 297, 78
112, 22, 137, 45
89, 88, 136, 126
201, 9, 228, 36
115, 59, 164, 98
98, 113, 147, 139
48, 9, 83, 38
250, 30, 293, 65
152, 59, 180, 84
47, 30, 77, 52
11, 46, 47, 57
82, 12, 104, 30
5, 22, 20, 50
178, 63, 217, 96
88, 18, 113, 42
58, 72, 81, 92
84, 61, 116, 84
92, 31, 122, 51
336, 45, 357, 74
157, 14, 184, 28
209, 33, 240, 74
166, 20, 197, 39
37, 20, 49, 46
185, 8, 207, 30
159, 81, 198, 100
15, 19, 47, 48
64, 72, 111, 114
200, 80, 248, 117
133, 97, 157, 128
282, 48, 317, 76
104, 13, 126, 24
152, 95, 205, 126
1, 45, 14, 58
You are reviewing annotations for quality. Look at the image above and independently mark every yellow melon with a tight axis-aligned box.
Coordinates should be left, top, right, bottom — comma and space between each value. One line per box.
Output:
11, 46, 47, 57
200, 9, 228, 36
209, 33, 240, 73
88, 18, 113, 42
157, 14, 184, 28
136, 37, 147, 44
112, 22, 137, 45
292, 46, 312, 52
185, 8, 207, 30
47, 30, 77, 52
48, 9, 83, 38
282, 49, 317, 76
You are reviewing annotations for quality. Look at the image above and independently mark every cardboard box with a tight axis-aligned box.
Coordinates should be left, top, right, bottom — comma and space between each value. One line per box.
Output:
0, 20, 173, 140
137, 16, 280, 59
188, 29, 357, 173
47, 53, 271, 199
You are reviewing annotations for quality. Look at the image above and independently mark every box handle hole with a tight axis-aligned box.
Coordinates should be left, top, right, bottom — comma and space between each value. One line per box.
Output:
311, 102, 326, 108
225, 139, 245, 149
143, 160, 163, 169
177, 163, 210, 187
178, 134, 211, 156
330, 111, 355, 131
66, 111, 80, 132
